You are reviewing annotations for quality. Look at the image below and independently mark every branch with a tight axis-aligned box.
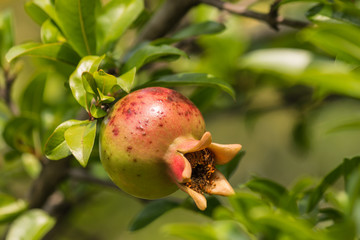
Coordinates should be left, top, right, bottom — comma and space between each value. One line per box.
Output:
137, 0, 199, 42
28, 157, 71, 209
68, 168, 119, 190
200, 0, 310, 29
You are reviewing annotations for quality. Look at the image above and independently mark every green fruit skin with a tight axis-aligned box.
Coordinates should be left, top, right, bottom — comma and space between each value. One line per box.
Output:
99, 87, 205, 199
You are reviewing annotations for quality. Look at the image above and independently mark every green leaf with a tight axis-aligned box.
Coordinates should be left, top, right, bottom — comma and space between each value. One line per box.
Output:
82, 71, 98, 96
182, 196, 222, 218
55, 0, 98, 56
24, 1, 49, 25
0, 10, 14, 67
69, 55, 104, 108
44, 119, 85, 160
28, 0, 58, 24
90, 104, 107, 118
19, 73, 46, 119
301, 22, 360, 64
64, 120, 97, 167
40, 19, 65, 43
0, 194, 28, 223
327, 120, 360, 133
153, 21, 226, 45
306, 162, 343, 212
217, 151, 245, 179
3, 117, 36, 153
246, 177, 297, 213
139, 73, 235, 99
96, 0, 144, 54
306, 2, 360, 26
6, 42, 80, 65
163, 224, 218, 240
129, 199, 180, 231
21, 153, 41, 179
116, 67, 136, 93
93, 70, 117, 95
6, 209, 55, 240
122, 44, 186, 73
97, 90, 115, 104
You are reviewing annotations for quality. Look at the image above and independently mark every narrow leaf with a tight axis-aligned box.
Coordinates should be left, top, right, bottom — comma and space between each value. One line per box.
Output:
64, 120, 97, 167
69, 55, 104, 108
55, 0, 98, 56
21, 153, 41, 179
0, 194, 28, 223
6, 209, 55, 240
139, 73, 235, 99
122, 44, 186, 73
97, 90, 115, 104
0, 10, 14, 67
44, 119, 85, 160
116, 67, 136, 93
24, 1, 49, 25
29, 0, 58, 23
6, 42, 80, 65
129, 199, 180, 231
96, 0, 143, 53
82, 71, 98, 96
40, 19, 65, 44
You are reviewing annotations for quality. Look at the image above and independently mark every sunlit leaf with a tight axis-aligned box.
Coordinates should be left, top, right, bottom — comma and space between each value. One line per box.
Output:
116, 67, 136, 93
139, 73, 235, 99
44, 119, 85, 160
55, 0, 98, 56
97, 90, 115, 104
90, 104, 107, 118
93, 70, 117, 95
96, 0, 143, 53
122, 44, 186, 73
129, 199, 180, 231
24, 1, 49, 25
28, 0, 58, 23
40, 19, 65, 43
69, 55, 104, 109
64, 120, 97, 167
6, 209, 55, 240
6, 42, 80, 65
0, 194, 27, 223
21, 153, 41, 179
301, 22, 360, 64
0, 10, 14, 67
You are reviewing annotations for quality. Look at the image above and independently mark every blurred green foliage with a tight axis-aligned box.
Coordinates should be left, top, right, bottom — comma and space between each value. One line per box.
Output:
2, 0, 360, 239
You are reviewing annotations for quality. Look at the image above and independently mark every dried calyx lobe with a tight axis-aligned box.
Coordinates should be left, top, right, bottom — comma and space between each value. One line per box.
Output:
99, 87, 242, 211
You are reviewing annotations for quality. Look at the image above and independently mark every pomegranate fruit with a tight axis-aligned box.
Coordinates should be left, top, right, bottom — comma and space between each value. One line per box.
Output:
99, 87, 242, 210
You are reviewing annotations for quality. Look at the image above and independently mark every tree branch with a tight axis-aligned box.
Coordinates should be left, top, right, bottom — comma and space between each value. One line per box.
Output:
200, 0, 310, 29
68, 168, 119, 190
137, 0, 199, 42
28, 157, 71, 209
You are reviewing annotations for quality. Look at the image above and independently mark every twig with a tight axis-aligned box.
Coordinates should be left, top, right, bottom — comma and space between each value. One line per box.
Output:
68, 168, 119, 190
200, 0, 310, 29
28, 157, 71, 209
137, 0, 199, 42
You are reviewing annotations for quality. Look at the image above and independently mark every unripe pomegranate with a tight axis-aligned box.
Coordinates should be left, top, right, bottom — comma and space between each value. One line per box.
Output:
99, 87, 241, 210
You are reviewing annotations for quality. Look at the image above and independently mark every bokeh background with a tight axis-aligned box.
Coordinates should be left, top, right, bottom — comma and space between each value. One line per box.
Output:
1, 0, 360, 239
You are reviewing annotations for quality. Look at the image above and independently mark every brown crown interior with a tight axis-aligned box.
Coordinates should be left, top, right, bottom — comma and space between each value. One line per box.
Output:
184, 148, 216, 194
